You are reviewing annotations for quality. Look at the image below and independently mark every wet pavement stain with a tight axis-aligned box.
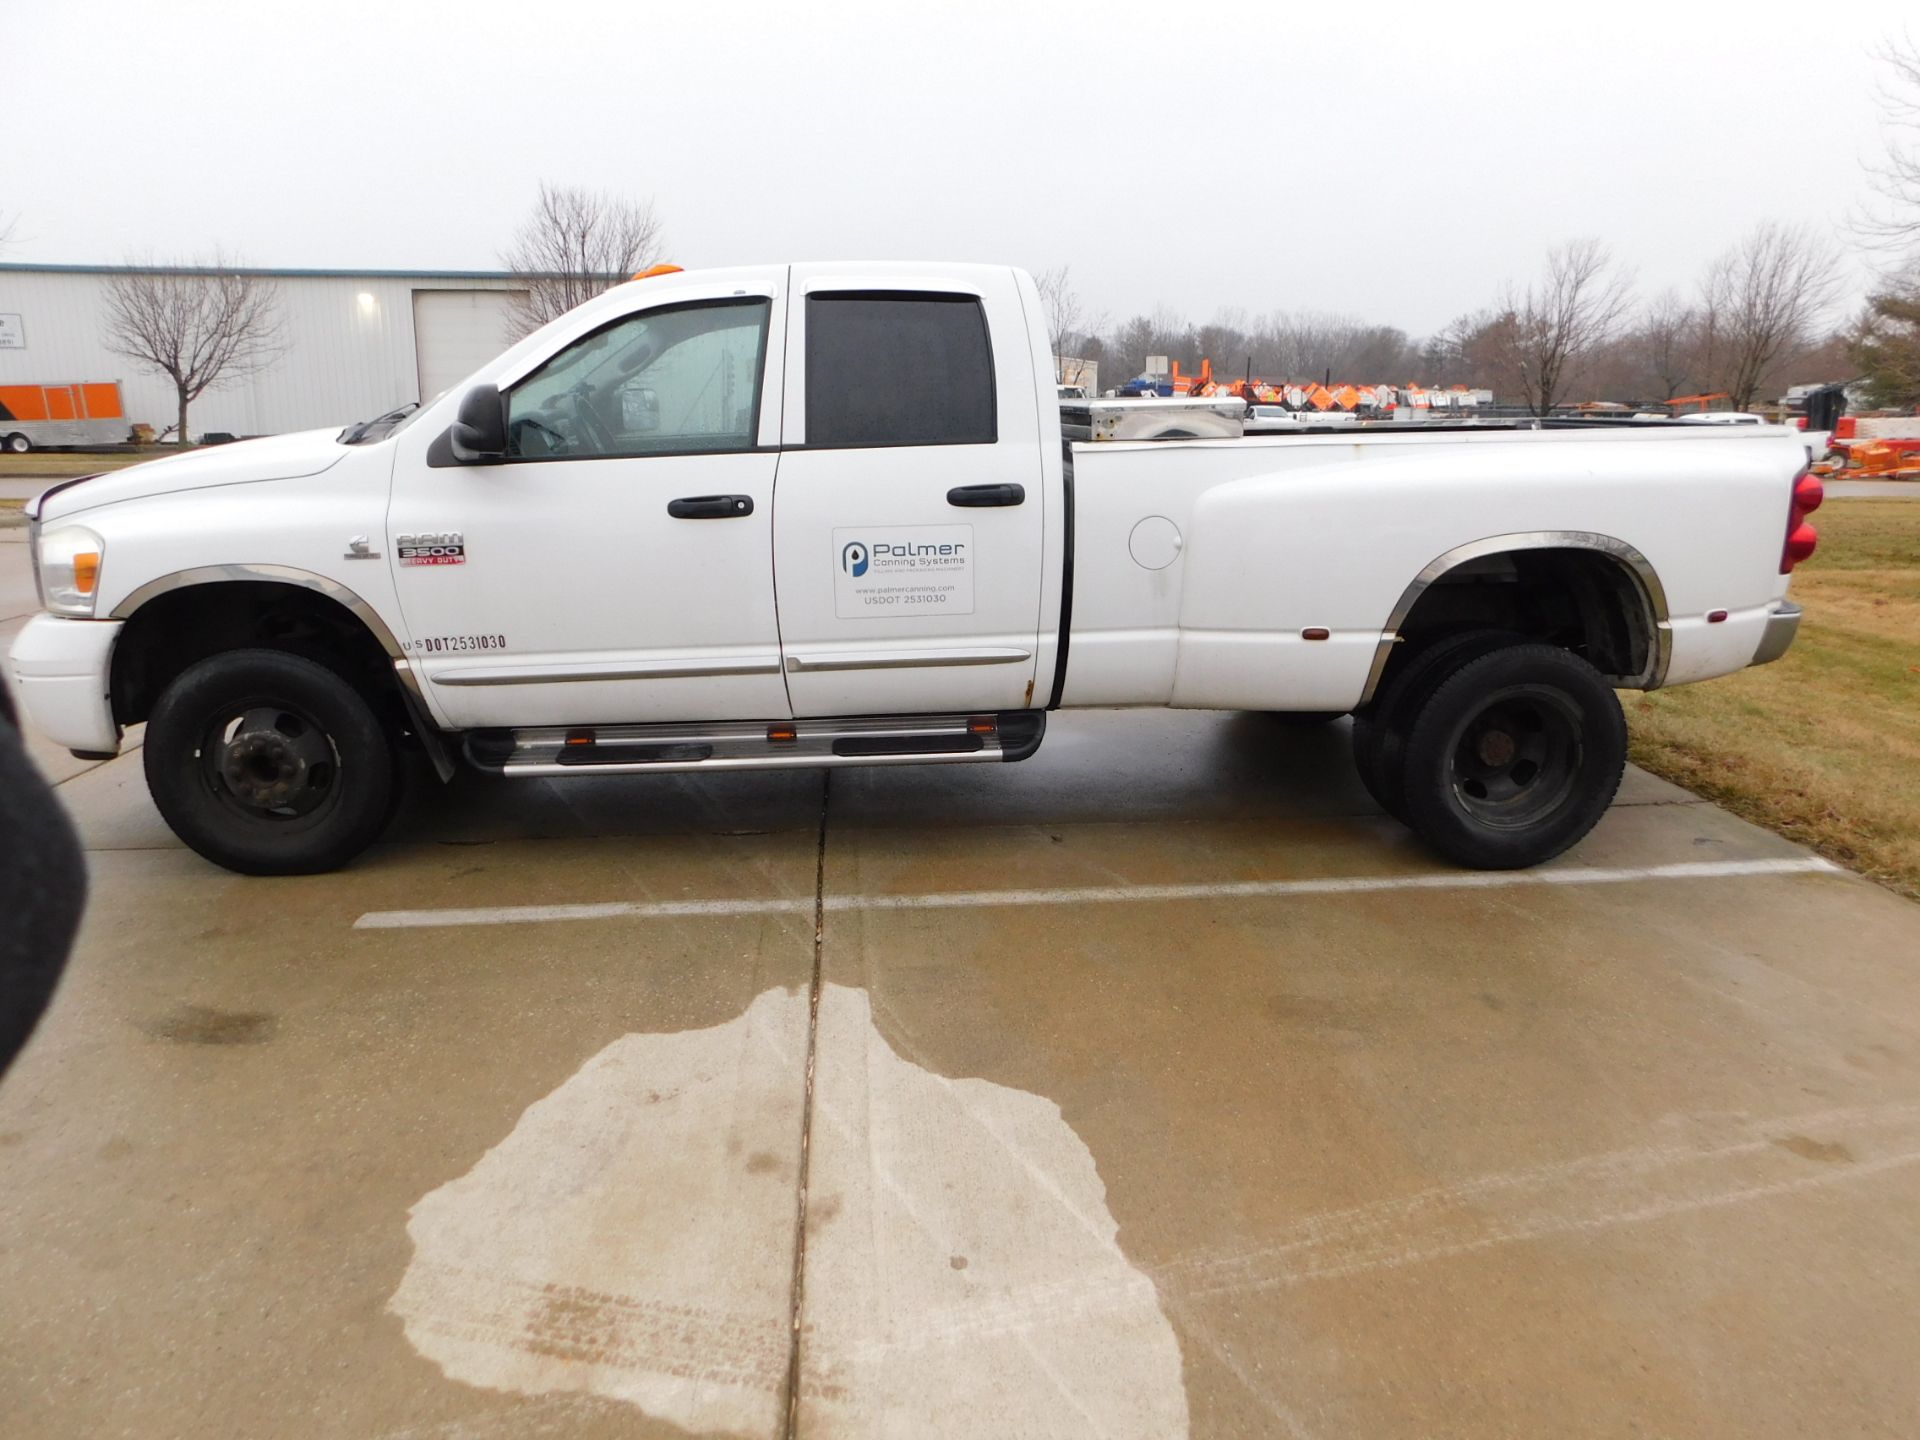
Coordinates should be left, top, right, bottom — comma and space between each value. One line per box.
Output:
141, 1005, 277, 1046
1774, 1134, 1855, 1163
389, 984, 1187, 1438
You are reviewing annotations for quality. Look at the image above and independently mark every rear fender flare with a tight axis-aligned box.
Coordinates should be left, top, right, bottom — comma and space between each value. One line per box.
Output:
1360, 531, 1670, 704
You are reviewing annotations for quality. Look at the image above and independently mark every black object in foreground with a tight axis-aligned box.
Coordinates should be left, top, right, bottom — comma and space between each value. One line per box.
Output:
0, 684, 87, 1078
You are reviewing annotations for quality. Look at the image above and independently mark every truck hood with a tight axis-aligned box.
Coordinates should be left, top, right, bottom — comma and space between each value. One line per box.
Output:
32, 429, 350, 521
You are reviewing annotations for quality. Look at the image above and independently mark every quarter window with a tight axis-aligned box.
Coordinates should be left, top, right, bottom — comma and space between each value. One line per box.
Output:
506, 298, 769, 459
806, 293, 995, 448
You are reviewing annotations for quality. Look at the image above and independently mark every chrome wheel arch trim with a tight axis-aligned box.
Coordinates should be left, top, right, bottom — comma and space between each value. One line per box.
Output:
1359, 531, 1671, 706
104, 565, 442, 736
110, 564, 408, 659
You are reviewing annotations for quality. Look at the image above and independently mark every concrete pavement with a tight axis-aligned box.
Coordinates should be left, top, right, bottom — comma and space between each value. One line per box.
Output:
4, 548, 1920, 1437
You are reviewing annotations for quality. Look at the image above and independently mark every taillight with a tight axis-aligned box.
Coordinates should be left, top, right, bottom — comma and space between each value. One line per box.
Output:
1781, 467, 1822, 574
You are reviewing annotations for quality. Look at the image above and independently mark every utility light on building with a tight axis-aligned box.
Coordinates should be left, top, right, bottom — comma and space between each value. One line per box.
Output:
356, 291, 378, 317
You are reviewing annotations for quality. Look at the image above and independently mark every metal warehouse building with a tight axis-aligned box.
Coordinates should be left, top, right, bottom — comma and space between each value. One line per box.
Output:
0, 263, 528, 441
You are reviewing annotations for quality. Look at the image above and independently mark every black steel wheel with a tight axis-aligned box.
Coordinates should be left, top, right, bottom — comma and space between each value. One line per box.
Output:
1351, 629, 1517, 820
145, 649, 397, 875
1398, 643, 1626, 870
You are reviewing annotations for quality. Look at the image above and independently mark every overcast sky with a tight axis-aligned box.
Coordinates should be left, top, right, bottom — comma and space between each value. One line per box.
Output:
5, 0, 1914, 338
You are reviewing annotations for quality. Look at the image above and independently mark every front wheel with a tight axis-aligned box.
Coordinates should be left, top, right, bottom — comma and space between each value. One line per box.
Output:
144, 649, 398, 875
4, 433, 30, 454
1397, 643, 1626, 870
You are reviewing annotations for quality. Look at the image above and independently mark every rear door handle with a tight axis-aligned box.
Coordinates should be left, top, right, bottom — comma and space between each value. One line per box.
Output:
667, 494, 755, 519
946, 483, 1026, 508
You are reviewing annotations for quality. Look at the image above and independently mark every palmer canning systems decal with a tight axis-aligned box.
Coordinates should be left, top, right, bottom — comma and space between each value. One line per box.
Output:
832, 526, 974, 619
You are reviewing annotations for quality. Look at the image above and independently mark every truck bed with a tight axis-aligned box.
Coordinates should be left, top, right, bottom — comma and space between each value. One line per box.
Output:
1060, 422, 1809, 713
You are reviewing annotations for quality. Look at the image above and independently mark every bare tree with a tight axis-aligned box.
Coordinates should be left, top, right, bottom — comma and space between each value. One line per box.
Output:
1487, 239, 1634, 414
1429, 308, 1521, 391
0, 210, 16, 250
100, 255, 286, 446
1699, 222, 1841, 409
1629, 290, 1703, 401
502, 182, 663, 339
1034, 265, 1105, 385
1854, 33, 1920, 267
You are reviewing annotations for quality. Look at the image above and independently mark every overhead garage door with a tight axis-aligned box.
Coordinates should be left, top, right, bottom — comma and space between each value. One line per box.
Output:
412, 288, 524, 402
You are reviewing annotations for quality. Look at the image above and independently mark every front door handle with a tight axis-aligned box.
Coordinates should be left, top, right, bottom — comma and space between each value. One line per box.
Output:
947, 483, 1026, 508
667, 494, 755, 519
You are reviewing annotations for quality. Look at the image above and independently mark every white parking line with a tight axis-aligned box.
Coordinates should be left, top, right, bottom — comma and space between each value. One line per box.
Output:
352, 856, 1841, 930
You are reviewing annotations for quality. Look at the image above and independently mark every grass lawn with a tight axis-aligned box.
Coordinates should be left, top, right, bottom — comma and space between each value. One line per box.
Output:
1628, 498, 1920, 899
0, 450, 160, 477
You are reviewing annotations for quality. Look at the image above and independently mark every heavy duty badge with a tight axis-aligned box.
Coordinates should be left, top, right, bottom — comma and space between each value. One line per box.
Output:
397, 531, 466, 566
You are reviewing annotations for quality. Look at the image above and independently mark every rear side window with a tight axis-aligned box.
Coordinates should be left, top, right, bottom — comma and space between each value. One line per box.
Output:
806, 293, 995, 448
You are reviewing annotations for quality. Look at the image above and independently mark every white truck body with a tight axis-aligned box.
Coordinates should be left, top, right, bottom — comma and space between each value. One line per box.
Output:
11, 262, 1817, 873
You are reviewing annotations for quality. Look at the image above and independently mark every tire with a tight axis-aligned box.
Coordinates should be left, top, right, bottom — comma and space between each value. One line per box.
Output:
4, 434, 30, 454
1397, 643, 1626, 870
144, 648, 397, 875
1352, 629, 1517, 820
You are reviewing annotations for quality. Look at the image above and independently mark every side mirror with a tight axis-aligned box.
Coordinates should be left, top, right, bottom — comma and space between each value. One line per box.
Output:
450, 384, 507, 462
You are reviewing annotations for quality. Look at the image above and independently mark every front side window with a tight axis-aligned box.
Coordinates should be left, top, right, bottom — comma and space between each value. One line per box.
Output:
506, 298, 770, 459
806, 293, 995, 448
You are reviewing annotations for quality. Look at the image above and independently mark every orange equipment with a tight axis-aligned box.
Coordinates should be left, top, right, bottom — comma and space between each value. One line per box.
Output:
1168, 358, 1213, 395
1665, 393, 1731, 415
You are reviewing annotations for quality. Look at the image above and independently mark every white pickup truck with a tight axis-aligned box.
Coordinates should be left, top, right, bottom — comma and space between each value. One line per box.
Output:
11, 262, 1821, 875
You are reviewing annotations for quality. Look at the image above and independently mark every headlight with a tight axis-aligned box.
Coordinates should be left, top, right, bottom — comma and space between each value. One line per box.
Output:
36, 525, 106, 617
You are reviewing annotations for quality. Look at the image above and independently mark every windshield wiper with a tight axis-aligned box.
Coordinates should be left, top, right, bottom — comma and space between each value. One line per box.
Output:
339, 401, 419, 445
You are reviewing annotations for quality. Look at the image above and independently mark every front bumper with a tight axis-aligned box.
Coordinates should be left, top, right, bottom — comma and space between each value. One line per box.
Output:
7, 614, 123, 755
1750, 601, 1802, 668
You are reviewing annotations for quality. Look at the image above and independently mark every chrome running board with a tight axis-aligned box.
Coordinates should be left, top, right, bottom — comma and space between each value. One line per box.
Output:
464, 711, 1046, 777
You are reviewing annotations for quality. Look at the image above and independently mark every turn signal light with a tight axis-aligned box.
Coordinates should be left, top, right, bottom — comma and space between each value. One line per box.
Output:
72, 552, 101, 595
767, 723, 797, 743
1783, 525, 1819, 571
967, 716, 996, 735
1781, 469, 1823, 574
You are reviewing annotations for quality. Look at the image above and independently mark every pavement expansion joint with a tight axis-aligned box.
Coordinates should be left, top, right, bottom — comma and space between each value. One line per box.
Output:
783, 770, 831, 1440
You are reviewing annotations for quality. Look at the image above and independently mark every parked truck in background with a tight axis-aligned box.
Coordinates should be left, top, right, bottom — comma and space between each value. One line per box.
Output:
10, 263, 1820, 875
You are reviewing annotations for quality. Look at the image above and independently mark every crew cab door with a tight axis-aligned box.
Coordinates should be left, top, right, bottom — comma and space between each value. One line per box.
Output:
772, 269, 1047, 716
386, 275, 790, 729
